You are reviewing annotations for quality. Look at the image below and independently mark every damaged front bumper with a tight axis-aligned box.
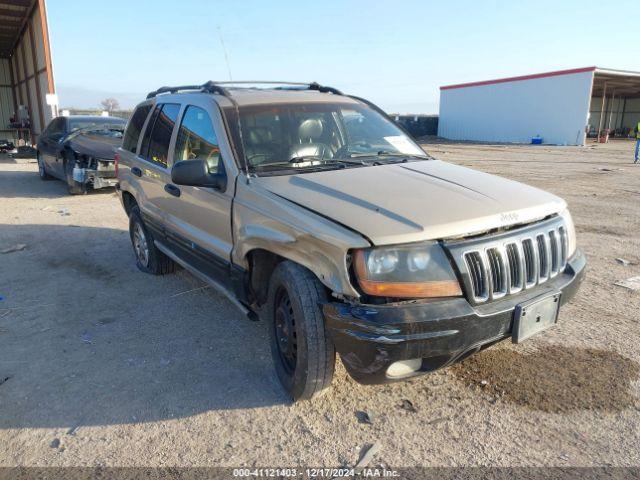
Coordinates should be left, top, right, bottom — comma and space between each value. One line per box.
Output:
323, 249, 586, 384
73, 161, 117, 190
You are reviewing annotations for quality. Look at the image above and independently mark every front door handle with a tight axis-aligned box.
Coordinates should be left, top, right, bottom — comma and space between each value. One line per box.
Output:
164, 184, 181, 197
131, 166, 142, 177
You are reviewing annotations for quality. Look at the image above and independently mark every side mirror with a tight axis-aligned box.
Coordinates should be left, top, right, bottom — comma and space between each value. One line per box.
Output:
171, 159, 227, 191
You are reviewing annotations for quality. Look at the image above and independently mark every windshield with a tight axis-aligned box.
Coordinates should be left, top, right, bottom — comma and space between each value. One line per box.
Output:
228, 102, 428, 174
67, 125, 125, 140
68, 118, 126, 134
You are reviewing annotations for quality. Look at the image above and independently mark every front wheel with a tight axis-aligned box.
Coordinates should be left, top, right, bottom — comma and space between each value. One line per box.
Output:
37, 153, 52, 180
266, 261, 335, 401
64, 157, 87, 195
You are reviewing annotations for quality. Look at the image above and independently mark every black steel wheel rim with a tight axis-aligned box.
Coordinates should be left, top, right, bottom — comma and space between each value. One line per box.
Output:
274, 287, 297, 375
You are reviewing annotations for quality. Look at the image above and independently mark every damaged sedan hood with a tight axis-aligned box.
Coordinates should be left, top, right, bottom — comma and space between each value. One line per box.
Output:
67, 134, 122, 161
255, 160, 567, 246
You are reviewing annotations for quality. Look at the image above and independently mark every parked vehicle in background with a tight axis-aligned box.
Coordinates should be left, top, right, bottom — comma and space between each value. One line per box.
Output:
116, 81, 586, 401
37, 115, 126, 194
0, 139, 15, 153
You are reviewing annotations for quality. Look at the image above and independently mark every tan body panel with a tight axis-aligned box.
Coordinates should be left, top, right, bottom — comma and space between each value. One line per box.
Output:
255, 160, 567, 246
232, 179, 370, 298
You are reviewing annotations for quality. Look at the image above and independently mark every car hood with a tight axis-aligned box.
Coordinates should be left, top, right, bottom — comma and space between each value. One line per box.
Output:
255, 160, 567, 246
67, 134, 122, 160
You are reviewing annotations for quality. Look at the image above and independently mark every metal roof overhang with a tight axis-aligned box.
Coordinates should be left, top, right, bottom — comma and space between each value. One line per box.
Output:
440, 66, 640, 100
592, 68, 640, 99
0, 0, 35, 58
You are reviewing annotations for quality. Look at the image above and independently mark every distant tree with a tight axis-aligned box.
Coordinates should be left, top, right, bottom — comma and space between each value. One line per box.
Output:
100, 98, 120, 113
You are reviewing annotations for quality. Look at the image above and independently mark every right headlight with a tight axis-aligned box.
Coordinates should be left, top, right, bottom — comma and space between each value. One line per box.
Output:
559, 209, 577, 257
353, 242, 462, 299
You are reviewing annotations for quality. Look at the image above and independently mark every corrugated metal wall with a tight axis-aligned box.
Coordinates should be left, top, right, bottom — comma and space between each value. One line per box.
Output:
438, 71, 595, 145
0, 58, 14, 141
8, 3, 54, 143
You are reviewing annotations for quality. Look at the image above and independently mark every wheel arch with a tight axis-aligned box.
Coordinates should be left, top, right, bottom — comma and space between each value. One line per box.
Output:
243, 242, 348, 307
121, 190, 138, 217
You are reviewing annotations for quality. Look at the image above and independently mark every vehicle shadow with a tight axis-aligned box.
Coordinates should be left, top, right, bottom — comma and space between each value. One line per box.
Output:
450, 343, 640, 413
0, 224, 288, 431
0, 168, 116, 199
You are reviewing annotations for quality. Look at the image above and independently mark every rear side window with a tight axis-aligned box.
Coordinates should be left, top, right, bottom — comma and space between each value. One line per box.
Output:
122, 105, 152, 153
142, 103, 181, 167
174, 105, 224, 174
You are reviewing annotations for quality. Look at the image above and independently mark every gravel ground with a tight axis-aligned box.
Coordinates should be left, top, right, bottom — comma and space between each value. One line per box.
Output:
0, 140, 639, 469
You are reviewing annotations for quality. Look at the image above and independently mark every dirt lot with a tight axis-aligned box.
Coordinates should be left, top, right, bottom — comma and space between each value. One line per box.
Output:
1, 140, 639, 469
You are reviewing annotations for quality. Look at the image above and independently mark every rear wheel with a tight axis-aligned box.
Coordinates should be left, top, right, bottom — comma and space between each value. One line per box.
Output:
129, 206, 177, 275
37, 153, 52, 180
266, 261, 335, 401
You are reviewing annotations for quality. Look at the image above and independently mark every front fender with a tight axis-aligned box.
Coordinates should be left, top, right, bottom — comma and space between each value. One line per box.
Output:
232, 180, 370, 298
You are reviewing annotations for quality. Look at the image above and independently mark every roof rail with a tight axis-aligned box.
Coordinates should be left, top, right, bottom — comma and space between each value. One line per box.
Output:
146, 82, 230, 100
212, 81, 342, 94
146, 81, 342, 100
308, 82, 343, 95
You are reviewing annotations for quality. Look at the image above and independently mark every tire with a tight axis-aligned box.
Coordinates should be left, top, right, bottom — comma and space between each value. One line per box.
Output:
37, 153, 52, 180
128, 206, 177, 275
266, 261, 335, 401
64, 157, 87, 195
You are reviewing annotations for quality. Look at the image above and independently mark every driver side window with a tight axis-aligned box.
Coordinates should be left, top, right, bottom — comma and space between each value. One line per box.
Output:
174, 105, 224, 175
47, 118, 65, 140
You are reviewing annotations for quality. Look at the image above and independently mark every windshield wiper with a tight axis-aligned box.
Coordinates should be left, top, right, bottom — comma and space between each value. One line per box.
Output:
251, 156, 367, 170
289, 156, 367, 166
343, 152, 431, 165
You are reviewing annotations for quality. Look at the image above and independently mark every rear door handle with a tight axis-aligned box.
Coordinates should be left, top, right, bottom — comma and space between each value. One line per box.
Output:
164, 184, 181, 197
131, 166, 142, 177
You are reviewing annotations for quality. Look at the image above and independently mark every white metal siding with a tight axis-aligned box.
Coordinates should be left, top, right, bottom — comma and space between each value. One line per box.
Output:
438, 71, 595, 145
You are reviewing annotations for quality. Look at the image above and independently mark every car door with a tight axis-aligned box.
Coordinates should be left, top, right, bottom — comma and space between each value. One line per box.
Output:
50, 118, 69, 178
161, 101, 235, 285
40, 117, 65, 176
134, 102, 182, 237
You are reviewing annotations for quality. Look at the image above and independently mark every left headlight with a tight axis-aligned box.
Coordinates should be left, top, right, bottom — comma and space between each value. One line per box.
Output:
353, 242, 462, 299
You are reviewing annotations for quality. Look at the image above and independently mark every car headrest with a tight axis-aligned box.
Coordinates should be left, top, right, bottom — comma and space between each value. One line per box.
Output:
247, 127, 272, 145
298, 118, 323, 141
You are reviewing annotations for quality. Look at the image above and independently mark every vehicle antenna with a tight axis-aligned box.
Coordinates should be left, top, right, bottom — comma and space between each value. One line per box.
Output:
217, 27, 233, 81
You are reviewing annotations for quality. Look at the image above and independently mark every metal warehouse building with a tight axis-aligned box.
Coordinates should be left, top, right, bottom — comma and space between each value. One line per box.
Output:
438, 67, 640, 146
0, 0, 56, 145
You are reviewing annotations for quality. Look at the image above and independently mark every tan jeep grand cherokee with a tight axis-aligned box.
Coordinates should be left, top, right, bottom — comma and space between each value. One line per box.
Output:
115, 81, 585, 401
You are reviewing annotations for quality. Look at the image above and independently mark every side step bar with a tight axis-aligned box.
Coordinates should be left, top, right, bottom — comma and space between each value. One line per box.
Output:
155, 240, 254, 318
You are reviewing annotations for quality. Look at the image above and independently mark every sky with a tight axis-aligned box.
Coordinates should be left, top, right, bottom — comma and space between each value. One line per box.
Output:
48, 0, 640, 114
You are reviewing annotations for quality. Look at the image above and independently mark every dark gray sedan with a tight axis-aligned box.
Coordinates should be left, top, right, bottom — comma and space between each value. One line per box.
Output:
37, 115, 126, 194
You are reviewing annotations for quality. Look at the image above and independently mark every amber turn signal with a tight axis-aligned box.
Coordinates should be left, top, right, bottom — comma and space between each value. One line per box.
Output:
354, 249, 462, 299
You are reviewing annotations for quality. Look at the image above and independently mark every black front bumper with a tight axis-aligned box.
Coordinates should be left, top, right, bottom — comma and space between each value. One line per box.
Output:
323, 249, 586, 384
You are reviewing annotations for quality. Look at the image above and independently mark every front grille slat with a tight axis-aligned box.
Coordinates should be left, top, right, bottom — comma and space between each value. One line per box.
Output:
486, 247, 507, 299
464, 251, 488, 301
522, 238, 538, 287
559, 226, 568, 268
506, 242, 524, 293
459, 218, 570, 304
537, 234, 551, 283
549, 230, 560, 277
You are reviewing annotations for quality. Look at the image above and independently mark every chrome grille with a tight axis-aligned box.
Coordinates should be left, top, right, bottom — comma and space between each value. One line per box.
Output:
446, 217, 569, 304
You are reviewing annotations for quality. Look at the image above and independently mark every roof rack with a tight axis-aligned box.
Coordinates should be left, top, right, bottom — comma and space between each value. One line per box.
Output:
146, 82, 230, 99
146, 81, 342, 99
